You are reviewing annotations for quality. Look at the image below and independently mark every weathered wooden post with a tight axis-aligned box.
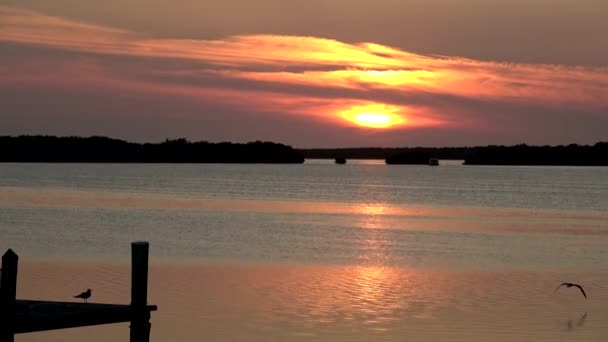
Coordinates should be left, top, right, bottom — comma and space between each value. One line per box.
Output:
0, 249, 18, 342
130, 242, 150, 342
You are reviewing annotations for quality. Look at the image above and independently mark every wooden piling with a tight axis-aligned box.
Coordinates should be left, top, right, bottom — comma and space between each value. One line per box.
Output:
130, 242, 150, 342
1, 249, 18, 342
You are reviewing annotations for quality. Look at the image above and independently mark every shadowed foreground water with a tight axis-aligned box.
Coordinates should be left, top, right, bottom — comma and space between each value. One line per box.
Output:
15, 261, 608, 342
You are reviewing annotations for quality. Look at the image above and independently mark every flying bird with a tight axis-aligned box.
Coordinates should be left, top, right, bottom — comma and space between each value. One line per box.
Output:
555, 282, 587, 299
74, 288, 92, 303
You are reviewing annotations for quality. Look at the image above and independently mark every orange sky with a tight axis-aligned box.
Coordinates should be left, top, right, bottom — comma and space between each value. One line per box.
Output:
1, 4, 607, 147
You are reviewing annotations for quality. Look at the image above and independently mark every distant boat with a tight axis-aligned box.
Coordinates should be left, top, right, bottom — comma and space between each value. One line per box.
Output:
335, 157, 347, 165
428, 158, 439, 166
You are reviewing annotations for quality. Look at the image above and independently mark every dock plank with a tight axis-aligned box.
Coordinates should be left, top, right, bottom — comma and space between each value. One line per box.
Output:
15, 300, 157, 334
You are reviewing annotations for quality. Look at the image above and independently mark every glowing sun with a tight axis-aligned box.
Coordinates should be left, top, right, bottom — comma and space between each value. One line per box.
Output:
339, 104, 406, 128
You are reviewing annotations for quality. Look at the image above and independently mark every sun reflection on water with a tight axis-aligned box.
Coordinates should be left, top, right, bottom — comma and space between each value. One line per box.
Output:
17, 261, 608, 342
354, 202, 391, 230
358, 203, 387, 216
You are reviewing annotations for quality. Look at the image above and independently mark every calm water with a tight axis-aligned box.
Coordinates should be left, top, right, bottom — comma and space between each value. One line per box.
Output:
1, 161, 607, 341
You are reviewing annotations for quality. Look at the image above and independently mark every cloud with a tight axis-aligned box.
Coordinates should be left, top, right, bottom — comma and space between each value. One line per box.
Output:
1, 5, 607, 146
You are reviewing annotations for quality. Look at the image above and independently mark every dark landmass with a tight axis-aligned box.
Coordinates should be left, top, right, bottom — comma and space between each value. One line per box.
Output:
386, 149, 435, 165
0, 136, 305, 163
463, 143, 608, 166
2, 136, 606, 166
300, 147, 468, 160
301, 142, 608, 166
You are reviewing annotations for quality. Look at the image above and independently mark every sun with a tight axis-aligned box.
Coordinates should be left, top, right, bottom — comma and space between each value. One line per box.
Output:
354, 113, 392, 128
339, 104, 406, 128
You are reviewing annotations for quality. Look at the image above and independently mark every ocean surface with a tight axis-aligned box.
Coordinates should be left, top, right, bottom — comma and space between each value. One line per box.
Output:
1, 161, 607, 341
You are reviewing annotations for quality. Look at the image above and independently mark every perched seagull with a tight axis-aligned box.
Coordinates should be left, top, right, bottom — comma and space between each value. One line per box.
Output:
74, 289, 92, 303
555, 282, 587, 299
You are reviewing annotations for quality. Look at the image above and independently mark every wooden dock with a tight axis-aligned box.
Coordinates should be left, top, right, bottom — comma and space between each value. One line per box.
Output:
0, 242, 157, 342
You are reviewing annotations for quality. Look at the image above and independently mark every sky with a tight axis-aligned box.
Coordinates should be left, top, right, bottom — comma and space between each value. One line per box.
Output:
1, 1, 607, 147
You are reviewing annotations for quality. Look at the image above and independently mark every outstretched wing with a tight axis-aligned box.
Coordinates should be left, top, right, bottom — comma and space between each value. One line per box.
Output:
554, 283, 569, 292
573, 284, 587, 299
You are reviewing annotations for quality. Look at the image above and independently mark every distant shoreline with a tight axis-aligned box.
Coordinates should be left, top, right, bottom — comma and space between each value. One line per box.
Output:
0, 136, 304, 164
301, 143, 608, 166
1, 136, 606, 166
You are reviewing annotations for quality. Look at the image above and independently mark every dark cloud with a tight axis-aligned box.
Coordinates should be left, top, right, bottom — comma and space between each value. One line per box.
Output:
8, 0, 608, 66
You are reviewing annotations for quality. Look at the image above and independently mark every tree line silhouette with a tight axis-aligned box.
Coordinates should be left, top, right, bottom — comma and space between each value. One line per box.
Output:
1, 136, 606, 165
300, 147, 468, 160
301, 143, 608, 166
462, 143, 608, 166
0, 136, 305, 163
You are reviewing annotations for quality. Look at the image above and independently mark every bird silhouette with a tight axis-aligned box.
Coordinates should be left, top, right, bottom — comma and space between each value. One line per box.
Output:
74, 289, 92, 303
555, 282, 587, 299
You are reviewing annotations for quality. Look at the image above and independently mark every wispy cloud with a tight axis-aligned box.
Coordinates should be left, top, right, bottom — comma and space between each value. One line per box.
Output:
1, 5, 607, 145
